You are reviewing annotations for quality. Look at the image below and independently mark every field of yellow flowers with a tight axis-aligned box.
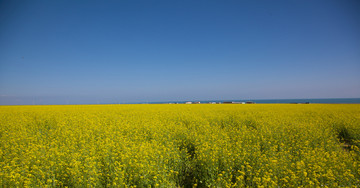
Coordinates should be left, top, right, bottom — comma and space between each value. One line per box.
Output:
1, 104, 360, 187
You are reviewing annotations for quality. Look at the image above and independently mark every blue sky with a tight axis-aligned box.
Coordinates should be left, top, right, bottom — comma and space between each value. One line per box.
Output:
1, 0, 359, 104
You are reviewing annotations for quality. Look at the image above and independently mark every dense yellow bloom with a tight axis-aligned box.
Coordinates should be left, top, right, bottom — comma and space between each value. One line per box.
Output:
0, 104, 359, 187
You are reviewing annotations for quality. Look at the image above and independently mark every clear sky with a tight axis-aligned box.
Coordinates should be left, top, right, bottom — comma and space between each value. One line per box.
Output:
1, 0, 359, 105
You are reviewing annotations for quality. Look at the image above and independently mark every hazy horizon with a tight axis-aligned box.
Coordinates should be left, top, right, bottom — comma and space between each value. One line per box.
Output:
1, 96, 359, 105
1, 0, 359, 105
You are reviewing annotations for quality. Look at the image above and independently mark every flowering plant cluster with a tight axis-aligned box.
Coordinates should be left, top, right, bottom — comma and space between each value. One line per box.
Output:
1, 104, 359, 187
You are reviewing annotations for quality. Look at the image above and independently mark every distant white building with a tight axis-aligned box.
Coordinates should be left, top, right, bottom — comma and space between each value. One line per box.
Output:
233, 102, 245, 104
223, 101, 245, 104
185, 102, 192, 104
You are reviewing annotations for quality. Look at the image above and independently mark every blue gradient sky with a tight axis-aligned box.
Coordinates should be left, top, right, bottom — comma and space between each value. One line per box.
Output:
1, 0, 360, 104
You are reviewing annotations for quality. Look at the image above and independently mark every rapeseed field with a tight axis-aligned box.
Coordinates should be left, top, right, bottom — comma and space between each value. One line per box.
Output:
1, 104, 359, 187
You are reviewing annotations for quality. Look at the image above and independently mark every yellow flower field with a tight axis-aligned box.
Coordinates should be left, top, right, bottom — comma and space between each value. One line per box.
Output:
1, 104, 359, 187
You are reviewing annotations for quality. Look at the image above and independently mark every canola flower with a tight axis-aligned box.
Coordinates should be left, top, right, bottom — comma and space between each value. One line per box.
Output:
0, 104, 359, 187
